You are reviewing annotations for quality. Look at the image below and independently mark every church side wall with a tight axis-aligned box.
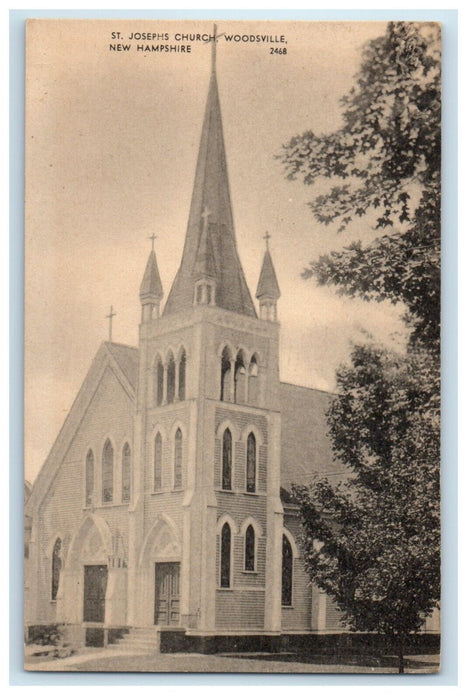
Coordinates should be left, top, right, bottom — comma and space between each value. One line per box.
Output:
32, 366, 134, 625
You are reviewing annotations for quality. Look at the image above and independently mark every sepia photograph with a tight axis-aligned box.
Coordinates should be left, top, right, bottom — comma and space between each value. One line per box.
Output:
23, 19, 441, 674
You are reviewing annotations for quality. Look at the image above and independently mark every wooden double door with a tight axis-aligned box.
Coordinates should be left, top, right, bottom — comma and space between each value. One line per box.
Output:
154, 562, 180, 626
83, 564, 108, 623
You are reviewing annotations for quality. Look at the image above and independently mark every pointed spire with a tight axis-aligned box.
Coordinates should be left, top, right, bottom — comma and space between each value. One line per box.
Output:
140, 249, 163, 301
256, 235, 280, 322
256, 240, 281, 301
163, 27, 256, 318
140, 244, 163, 322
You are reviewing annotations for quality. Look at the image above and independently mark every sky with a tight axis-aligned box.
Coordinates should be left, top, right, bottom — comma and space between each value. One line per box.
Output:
24, 19, 408, 483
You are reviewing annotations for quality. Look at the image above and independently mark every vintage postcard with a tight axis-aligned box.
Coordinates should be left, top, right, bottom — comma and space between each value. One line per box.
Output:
24, 19, 441, 673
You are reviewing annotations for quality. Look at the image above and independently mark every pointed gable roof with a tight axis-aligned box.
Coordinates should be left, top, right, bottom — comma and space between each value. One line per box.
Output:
163, 53, 256, 318
256, 248, 281, 300
140, 249, 163, 301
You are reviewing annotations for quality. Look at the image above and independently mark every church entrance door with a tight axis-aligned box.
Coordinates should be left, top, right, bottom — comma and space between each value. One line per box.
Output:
83, 565, 108, 622
154, 562, 180, 626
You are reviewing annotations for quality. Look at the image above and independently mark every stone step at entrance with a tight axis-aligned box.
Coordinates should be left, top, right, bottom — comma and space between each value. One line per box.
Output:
110, 627, 160, 654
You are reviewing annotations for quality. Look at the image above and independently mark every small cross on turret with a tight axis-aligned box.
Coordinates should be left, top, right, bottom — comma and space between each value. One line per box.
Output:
106, 305, 116, 342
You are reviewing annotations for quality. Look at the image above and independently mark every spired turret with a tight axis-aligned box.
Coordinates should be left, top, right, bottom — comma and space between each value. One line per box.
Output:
139, 247, 163, 322
193, 207, 218, 306
256, 235, 281, 321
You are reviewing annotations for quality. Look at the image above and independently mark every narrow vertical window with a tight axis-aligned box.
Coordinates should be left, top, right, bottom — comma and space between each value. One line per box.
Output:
167, 353, 176, 404
85, 449, 94, 507
102, 439, 114, 504
179, 350, 186, 401
156, 358, 164, 406
220, 347, 232, 402
246, 432, 256, 493
121, 443, 131, 503
248, 355, 259, 405
222, 429, 232, 490
282, 535, 293, 606
51, 538, 62, 601
234, 351, 246, 404
174, 428, 183, 489
220, 523, 231, 588
245, 525, 255, 571
154, 432, 162, 491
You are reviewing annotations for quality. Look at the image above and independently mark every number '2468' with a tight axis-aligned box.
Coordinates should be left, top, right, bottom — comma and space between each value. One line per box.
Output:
270, 47, 287, 54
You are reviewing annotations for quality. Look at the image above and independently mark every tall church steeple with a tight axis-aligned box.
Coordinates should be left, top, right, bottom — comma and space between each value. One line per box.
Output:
163, 27, 256, 318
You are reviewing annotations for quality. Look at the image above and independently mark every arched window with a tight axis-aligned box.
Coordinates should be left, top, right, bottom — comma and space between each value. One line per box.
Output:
122, 443, 131, 503
51, 538, 62, 601
282, 535, 293, 606
248, 355, 259, 405
167, 353, 176, 404
220, 347, 232, 402
220, 523, 231, 588
234, 351, 247, 404
179, 350, 186, 401
245, 524, 255, 572
156, 357, 164, 406
102, 439, 114, 504
174, 428, 183, 489
154, 432, 162, 491
85, 449, 94, 507
246, 432, 256, 493
222, 429, 232, 490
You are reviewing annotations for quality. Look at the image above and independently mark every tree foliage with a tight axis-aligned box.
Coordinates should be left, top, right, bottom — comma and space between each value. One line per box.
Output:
283, 22, 441, 670
292, 344, 440, 670
280, 21, 441, 354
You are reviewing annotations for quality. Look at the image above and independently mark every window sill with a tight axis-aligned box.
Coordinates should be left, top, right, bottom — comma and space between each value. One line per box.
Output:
241, 570, 258, 575
95, 502, 128, 509
281, 604, 294, 609
217, 587, 234, 592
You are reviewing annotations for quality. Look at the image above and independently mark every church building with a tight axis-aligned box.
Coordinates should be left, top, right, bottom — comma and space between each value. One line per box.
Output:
25, 38, 358, 652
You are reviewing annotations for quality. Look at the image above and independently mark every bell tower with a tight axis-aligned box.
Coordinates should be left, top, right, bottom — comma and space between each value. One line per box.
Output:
129, 27, 284, 638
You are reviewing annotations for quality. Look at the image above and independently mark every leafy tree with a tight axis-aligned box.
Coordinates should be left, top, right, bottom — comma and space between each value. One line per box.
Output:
293, 344, 440, 673
282, 22, 441, 671
280, 21, 441, 354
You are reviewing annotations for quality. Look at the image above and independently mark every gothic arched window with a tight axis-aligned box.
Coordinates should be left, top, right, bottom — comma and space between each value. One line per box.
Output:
85, 449, 94, 507
51, 538, 62, 601
220, 347, 232, 402
234, 351, 247, 404
245, 524, 255, 572
154, 432, 162, 491
174, 428, 183, 489
246, 432, 256, 493
282, 535, 293, 606
222, 428, 232, 490
179, 349, 186, 401
102, 439, 114, 504
248, 354, 259, 405
220, 522, 231, 588
122, 443, 131, 503
167, 352, 176, 404
156, 357, 164, 406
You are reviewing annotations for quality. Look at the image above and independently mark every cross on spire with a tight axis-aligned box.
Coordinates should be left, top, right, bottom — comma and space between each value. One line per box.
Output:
148, 233, 157, 251
263, 231, 271, 249
201, 205, 211, 232
106, 305, 116, 342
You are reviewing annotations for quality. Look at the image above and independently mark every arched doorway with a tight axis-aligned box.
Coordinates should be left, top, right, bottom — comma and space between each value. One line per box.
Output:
137, 516, 181, 627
